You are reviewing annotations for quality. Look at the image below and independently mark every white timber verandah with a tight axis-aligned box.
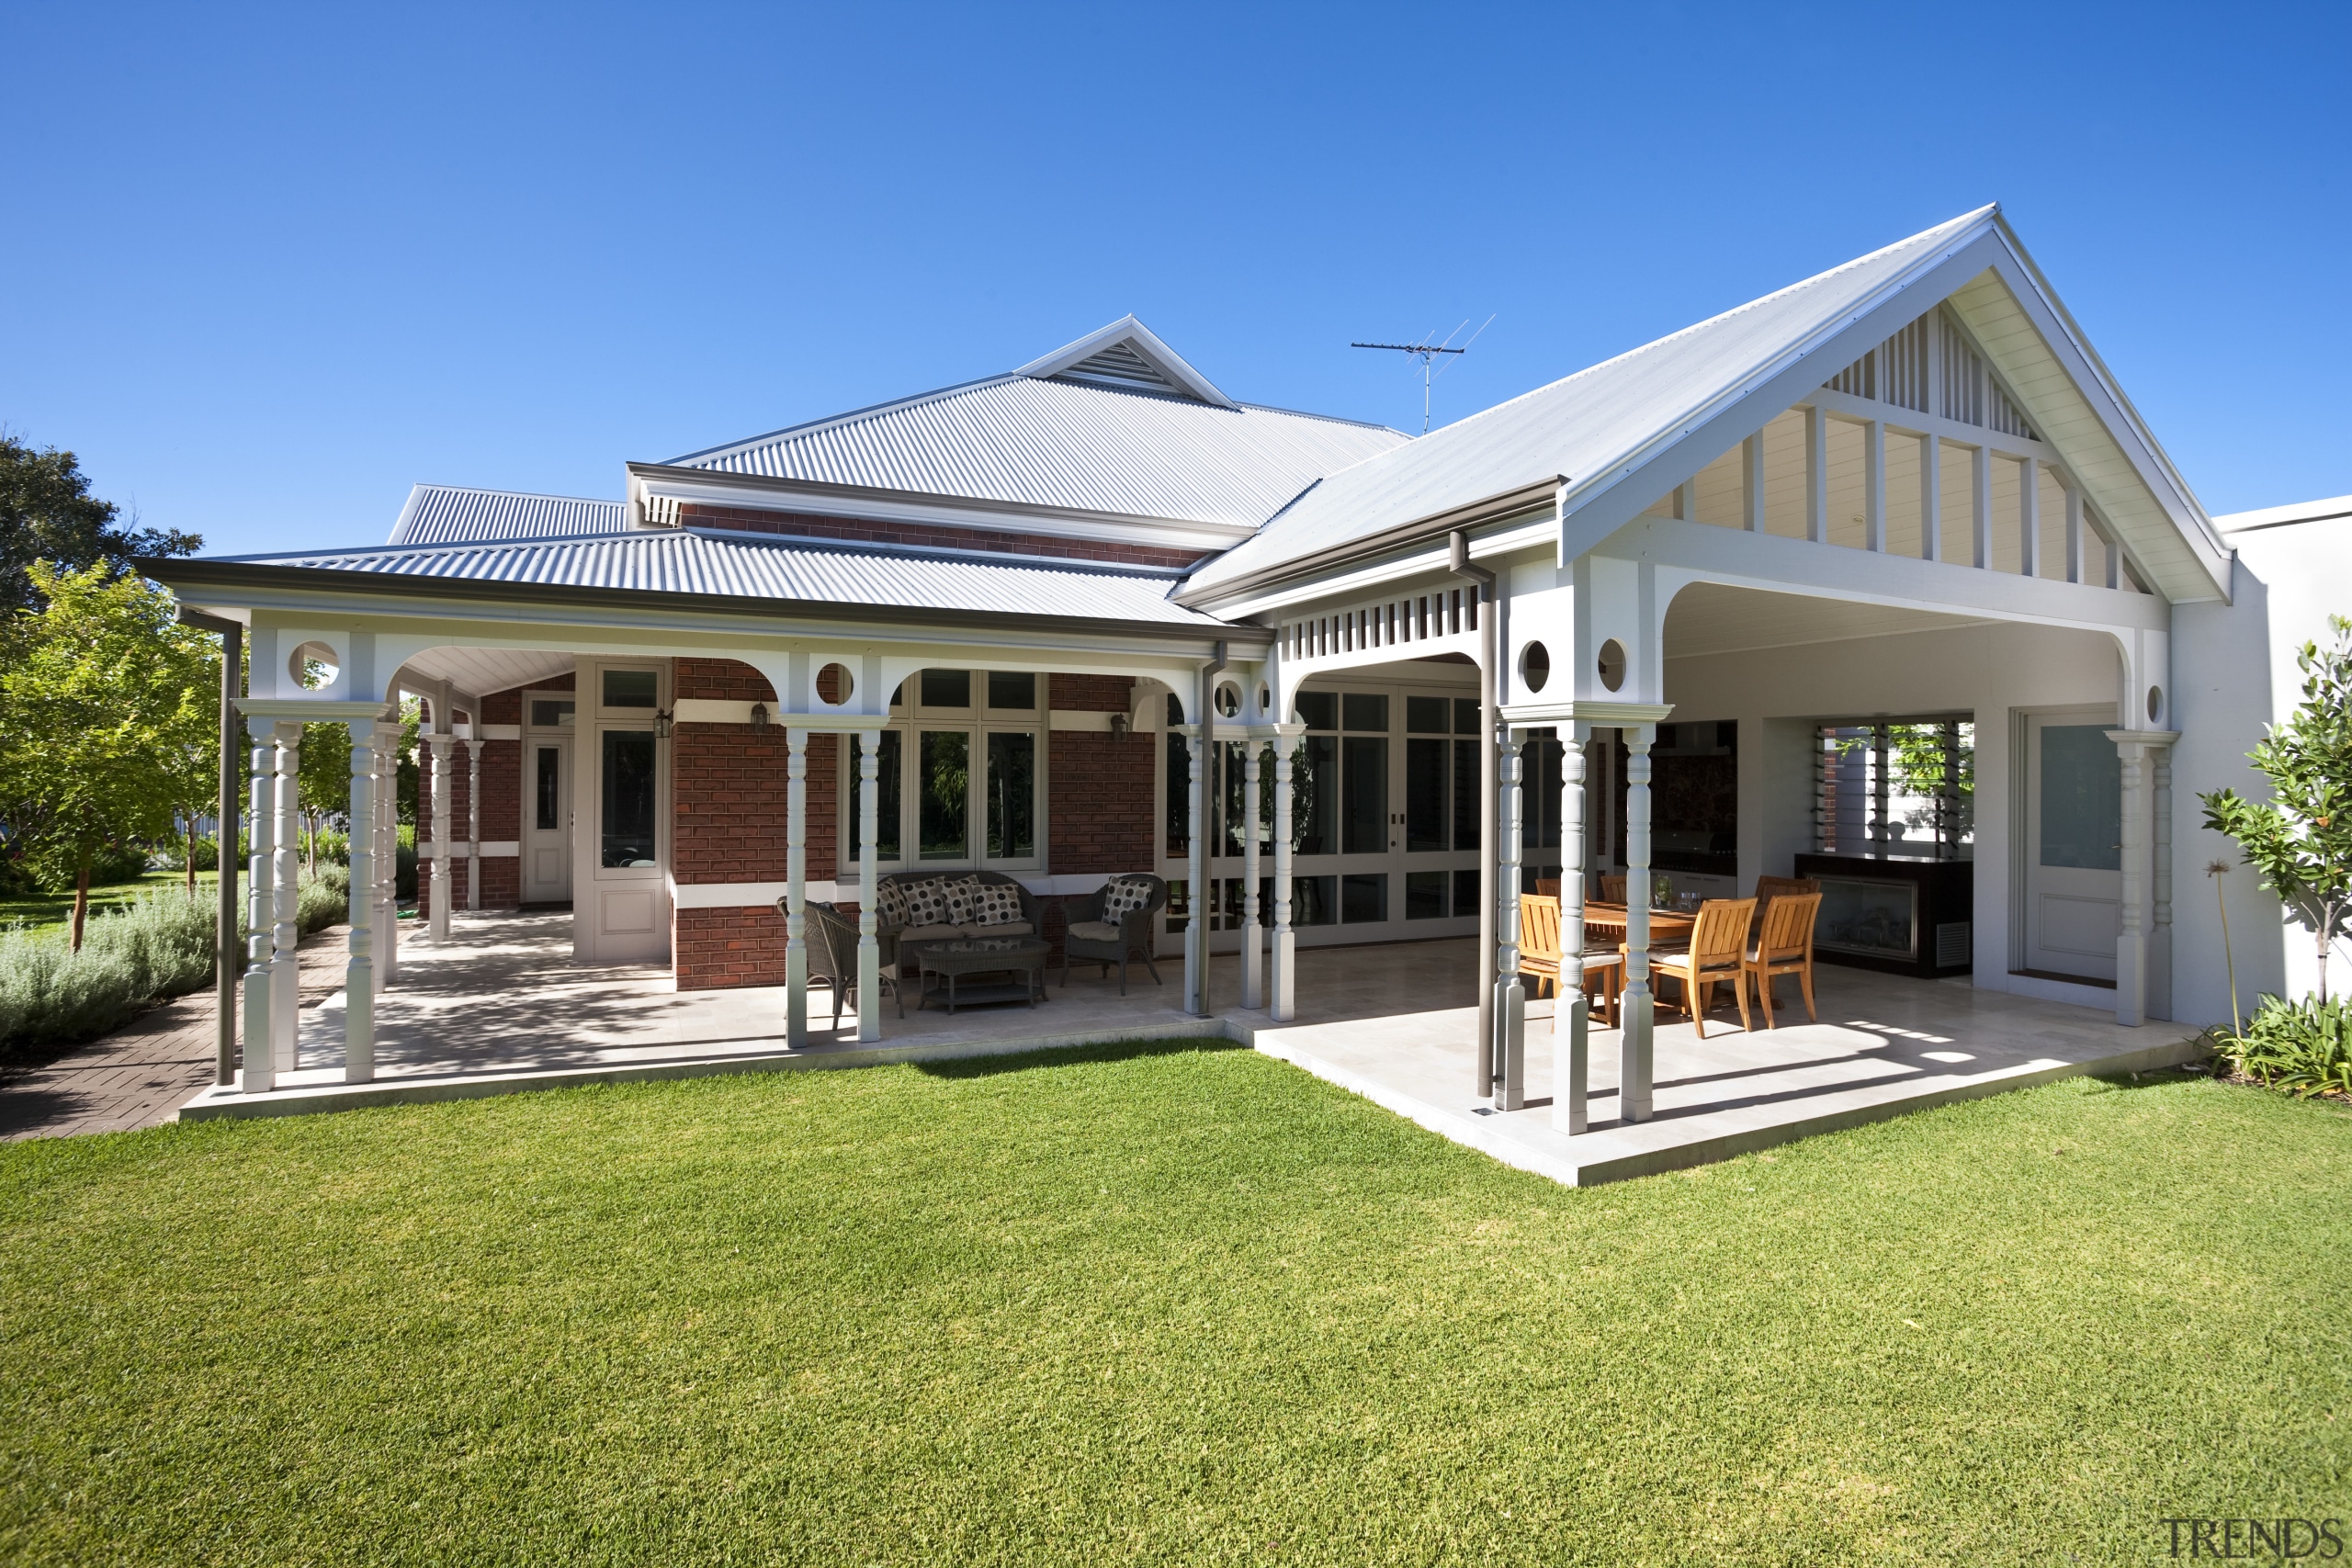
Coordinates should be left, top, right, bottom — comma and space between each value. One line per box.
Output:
192, 591, 1294, 1095
1215, 265, 2208, 1132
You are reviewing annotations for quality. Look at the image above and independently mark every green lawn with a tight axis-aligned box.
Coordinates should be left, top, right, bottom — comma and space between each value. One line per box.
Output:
0, 870, 219, 934
3, 1044, 2346, 1566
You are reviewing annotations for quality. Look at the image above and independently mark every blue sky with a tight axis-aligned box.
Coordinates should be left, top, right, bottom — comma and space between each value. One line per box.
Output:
4, 3, 2345, 558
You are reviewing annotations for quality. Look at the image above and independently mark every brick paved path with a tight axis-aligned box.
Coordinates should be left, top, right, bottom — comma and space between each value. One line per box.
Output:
0, 929, 351, 1142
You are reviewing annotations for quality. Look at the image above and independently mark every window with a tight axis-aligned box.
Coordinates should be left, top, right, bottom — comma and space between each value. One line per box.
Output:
988, 671, 1036, 710
847, 670, 1040, 869
921, 669, 971, 708
919, 730, 970, 860
529, 699, 575, 728
1815, 718, 1974, 860
603, 670, 658, 709
535, 747, 561, 831
600, 730, 658, 867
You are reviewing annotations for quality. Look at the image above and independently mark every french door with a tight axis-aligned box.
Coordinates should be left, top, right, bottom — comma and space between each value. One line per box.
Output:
2021, 708, 2121, 982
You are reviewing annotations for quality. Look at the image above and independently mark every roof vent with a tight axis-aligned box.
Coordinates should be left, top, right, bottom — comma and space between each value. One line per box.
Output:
1057, 340, 1183, 394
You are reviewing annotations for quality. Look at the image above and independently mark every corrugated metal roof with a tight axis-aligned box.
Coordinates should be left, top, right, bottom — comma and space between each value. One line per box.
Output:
667, 375, 1409, 528
239, 530, 1226, 626
389, 485, 627, 546
1184, 208, 2000, 596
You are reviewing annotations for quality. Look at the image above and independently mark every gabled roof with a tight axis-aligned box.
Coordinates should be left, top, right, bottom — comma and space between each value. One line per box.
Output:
658, 324, 1408, 532
1184, 209, 2000, 597
1013, 315, 1235, 407
1181, 207, 2229, 605
389, 484, 626, 546
186, 530, 1227, 628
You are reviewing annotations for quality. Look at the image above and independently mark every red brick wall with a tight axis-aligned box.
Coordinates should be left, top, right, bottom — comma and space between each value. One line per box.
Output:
671, 658, 840, 991
673, 906, 793, 991
675, 502, 1207, 571
476, 686, 523, 908
1046, 674, 1154, 875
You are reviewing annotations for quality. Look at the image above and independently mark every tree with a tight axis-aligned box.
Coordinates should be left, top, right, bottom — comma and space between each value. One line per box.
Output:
297, 720, 352, 875
0, 434, 200, 615
0, 561, 217, 948
2202, 615, 2352, 1005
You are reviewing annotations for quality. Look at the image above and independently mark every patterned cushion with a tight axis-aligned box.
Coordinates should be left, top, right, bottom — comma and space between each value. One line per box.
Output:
1068, 919, 1125, 942
965, 921, 1033, 938
940, 875, 986, 925
899, 876, 959, 928
1102, 876, 1157, 919
966, 882, 1026, 927
876, 878, 911, 929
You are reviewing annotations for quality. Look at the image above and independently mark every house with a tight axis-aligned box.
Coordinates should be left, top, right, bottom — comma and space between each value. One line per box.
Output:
153, 204, 2340, 1169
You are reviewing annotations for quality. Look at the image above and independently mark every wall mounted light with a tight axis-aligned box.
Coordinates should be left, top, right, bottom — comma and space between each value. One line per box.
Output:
655, 707, 673, 739
1109, 713, 1130, 741
750, 702, 770, 734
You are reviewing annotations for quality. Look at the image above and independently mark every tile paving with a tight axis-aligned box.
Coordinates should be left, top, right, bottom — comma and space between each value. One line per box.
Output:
0, 929, 352, 1142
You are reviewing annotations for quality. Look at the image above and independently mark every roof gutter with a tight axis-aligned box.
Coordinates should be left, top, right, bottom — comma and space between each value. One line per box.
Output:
1173, 477, 1563, 609
139, 558, 1273, 650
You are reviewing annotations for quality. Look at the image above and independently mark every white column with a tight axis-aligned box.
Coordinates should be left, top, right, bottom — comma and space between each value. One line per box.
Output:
1863, 419, 1886, 551
1493, 732, 1526, 1111
1741, 430, 1766, 533
344, 724, 377, 1084
2111, 732, 2149, 1027
2019, 459, 2041, 578
269, 723, 302, 1073
374, 722, 400, 983
1919, 432, 1941, 561
1241, 740, 1264, 1010
786, 728, 808, 1048
241, 719, 276, 1093
2153, 746, 2176, 1021
1971, 445, 1993, 568
427, 732, 454, 943
1184, 729, 1207, 1017
855, 730, 881, 1043
1619, 728, 1656, 1123
465, 737, 483, 910
1555, 728, 1589, 1135
1804, 405, 1827, 544
2064, 480, 2086, 584
1271, 733, 1297, 1022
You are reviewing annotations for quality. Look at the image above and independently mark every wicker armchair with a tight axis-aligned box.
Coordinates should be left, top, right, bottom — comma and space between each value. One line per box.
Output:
1061, 874, 1168, 994
792, 899, 902, 1028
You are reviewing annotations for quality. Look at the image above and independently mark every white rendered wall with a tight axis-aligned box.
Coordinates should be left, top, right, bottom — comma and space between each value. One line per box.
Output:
1660, 617, 2122, 998
2171, 512, 2352, 1021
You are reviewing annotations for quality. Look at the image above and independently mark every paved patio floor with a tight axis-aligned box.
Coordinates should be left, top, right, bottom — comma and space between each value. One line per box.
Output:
176, 908, 2204, 1183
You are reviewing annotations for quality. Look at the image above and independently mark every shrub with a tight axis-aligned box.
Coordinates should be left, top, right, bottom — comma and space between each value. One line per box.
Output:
395, 838, 417, 900
2212, 994, 2352, 1100
0, 888, 228, 1054
297, 864, 350, 936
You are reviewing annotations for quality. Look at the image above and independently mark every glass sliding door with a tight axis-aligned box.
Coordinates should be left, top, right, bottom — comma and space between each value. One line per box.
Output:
986, 730, 1035, 859
918, 730, 971, 861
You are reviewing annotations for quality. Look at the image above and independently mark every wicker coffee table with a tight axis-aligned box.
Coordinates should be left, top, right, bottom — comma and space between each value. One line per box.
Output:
908, 935, 1051, 1013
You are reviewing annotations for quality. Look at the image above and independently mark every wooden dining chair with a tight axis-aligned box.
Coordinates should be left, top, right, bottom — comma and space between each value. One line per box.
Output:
1742, 891, 1821, 1028
1645, 897, 1756, 1039
1748, 874, 1819, 937
1517, 894, 1562, 998
1600, 874, 1628, 904
1534, 877, 1560, 897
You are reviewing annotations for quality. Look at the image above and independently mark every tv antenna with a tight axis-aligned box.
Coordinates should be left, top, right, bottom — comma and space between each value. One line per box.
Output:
1352, 314, 1493, 432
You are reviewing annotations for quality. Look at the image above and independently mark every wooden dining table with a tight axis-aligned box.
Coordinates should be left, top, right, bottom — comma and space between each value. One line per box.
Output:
1577, 901, 1698, 949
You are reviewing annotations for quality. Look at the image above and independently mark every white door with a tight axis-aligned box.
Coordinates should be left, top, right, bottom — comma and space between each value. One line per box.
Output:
523, 739, 572, 904
2022, 709, 2121, 982
578, 663, 671, 964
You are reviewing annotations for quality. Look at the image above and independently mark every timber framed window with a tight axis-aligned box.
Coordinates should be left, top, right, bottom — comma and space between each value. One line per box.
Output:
843, 669, 1044, 872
